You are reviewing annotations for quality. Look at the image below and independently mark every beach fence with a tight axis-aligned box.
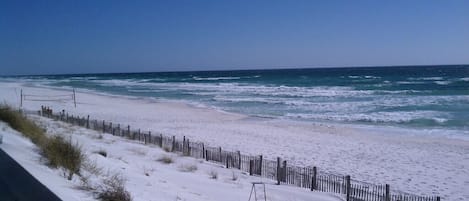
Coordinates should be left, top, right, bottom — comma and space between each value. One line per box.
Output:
32, 107, 441, 201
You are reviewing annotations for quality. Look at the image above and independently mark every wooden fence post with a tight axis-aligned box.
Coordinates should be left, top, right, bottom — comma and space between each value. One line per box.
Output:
225, 154, 229, 168
249, 160, 253, 176
218, 147, 222, 162
385, 184, 390, 201
127, 125, 130, 138
102, 120, 105, 133
436, 196, 440, 201
117, 124, 120, 136
259, 155, 263, 175
148, 131, 151, 144
346, 175, 351, 201
282, 160, 287, 182
138, 129, 141, 141
277, 157, 281, 185
237, 151, 241, 169
159, 134, 163, 147
86, 115, 89, 128
311, 166, 317, 191
183, 136, 186, 154
109, 122, 112, 134
205, 150, 209, 161
202, 143, 205, 159
171, 136, 176, 152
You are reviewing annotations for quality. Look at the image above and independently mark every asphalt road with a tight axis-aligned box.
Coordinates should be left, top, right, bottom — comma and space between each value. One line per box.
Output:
0, 149, 62, 201
0, 178, 19, 201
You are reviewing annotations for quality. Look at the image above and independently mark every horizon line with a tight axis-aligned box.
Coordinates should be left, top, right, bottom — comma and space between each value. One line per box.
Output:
3, 63, 469, 77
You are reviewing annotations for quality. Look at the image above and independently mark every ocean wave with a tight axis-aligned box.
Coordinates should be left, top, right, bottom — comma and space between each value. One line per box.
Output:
138, 78, 168, 82
285, 111, 449, 125
408, 77, 444, 81
128, 89, 166, 93
348, 75, 381, 79
396, 81, 426, 85
192, 76, 241, 81
212, 96, 283, 104
68, 76, 99, 80
140, 82, 373, 98
241, 85, 373, 98
372, 90, 428, 94
435, 81, 452, 85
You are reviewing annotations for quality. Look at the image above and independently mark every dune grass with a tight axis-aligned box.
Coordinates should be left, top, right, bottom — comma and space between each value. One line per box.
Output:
0, 105, 83, 180
0, 105, 45, 144
98, 173, 132, 201
43, 135, 83, 180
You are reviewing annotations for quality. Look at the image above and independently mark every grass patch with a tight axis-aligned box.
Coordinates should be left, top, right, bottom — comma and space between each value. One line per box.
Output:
163, 146, 171, 152
0, 105, 46, 144
82, 158, 104, 176
43, 135, 84, 180
98, 173, 132, 201
208, 170, 218, 179
178, 164, 198, 172
157, 155, 174, 164
0, 105, 83, 180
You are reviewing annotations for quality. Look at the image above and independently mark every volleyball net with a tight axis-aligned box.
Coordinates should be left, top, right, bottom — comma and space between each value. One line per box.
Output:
20, 89, 77, 108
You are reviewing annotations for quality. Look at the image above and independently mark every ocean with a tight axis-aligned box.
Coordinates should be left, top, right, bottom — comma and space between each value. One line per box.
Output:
7, 65, 469, 132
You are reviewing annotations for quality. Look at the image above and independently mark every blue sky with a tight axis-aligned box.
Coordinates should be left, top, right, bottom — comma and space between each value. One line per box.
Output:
1, 0, 468, 75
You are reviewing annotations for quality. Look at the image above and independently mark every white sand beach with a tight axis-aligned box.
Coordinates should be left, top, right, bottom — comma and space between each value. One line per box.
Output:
1, 82, 468, 200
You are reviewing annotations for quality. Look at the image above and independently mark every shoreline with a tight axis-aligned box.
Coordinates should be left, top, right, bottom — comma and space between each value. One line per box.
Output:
1, 81, 469, 200
18, 80, 469, 141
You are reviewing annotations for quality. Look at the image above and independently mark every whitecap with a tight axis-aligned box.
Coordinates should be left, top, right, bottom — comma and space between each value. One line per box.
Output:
435, 81, 452, 85
192, 76, 241, 81
408, 77, 444, 81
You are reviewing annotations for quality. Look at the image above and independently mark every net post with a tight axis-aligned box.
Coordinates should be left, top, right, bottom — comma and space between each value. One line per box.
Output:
73, 89, 76, 108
